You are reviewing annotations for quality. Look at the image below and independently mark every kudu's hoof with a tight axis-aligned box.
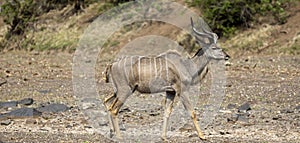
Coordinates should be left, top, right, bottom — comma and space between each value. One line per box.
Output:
199, 134, 206, 140
161, 136, 169, 142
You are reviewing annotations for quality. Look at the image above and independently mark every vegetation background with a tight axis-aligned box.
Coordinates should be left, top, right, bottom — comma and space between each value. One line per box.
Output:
0, 0, 299, 56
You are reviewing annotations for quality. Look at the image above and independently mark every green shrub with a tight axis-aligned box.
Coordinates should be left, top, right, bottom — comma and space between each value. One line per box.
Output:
0, 0, 89, 37
1, 0, 38, 38
186, 0, 293, 37
0, 0, 87, 50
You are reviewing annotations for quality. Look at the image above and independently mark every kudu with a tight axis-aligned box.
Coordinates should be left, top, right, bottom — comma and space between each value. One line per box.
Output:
103, 17, 229, 141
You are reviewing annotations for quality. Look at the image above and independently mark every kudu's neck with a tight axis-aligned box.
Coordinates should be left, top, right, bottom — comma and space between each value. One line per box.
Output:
190, 51, 210, 80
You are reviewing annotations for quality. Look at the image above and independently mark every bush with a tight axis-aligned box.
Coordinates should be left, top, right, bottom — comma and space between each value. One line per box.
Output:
187, 0, 293, 37
1, 0, 88, 37
1, 0, 38, 38
0, 0, 87, 50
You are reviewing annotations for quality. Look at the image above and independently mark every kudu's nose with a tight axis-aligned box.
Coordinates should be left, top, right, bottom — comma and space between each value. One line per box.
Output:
224, 52, 230, 61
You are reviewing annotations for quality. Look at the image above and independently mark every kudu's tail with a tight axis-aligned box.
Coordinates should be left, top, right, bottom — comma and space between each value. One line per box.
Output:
103, 64, 112, 83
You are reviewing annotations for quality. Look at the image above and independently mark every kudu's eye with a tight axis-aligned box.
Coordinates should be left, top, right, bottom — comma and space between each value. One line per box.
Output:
211, 45, 218, 49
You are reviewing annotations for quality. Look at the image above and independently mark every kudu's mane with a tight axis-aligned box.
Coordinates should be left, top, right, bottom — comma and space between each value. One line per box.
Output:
192, 48, 204, 58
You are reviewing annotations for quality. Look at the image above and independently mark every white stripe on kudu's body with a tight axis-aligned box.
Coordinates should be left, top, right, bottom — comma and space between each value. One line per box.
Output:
154, 57, 157, 78
150, 58, 152, 80
165, 56, 169, 82
138, 56, 141, 84
103, 17, 230, 141
159, 58, 162, 78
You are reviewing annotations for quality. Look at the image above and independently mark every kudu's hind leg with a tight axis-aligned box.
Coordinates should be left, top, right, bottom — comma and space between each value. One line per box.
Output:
161, 91, 176, 141
180, 94, 205, 140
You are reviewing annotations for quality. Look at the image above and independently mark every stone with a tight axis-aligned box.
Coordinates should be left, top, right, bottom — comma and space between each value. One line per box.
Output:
36, 103, 69, 113
0, 119, 12, 125
225, 61, 232, 66
238, 102, 251, 112
5, 108, 42, 118
179, 123, 193, 132
280, 109, 293, 114
188, 134, 198, 138
272, 115, 281, 120
227, 103, 236, 109
227, 114, 239, 122
25, 119, 38, 124
237, 114, 249, 123
38, 90, 51, 94
228, 113, 250, 123
0, 101, 18, 109
18, 98, 34, 106
40, 127, 51, 132
65, 124, 72, 128
219, 130, 230, 135
84, 125, 92, 129
208, 129, 218, 135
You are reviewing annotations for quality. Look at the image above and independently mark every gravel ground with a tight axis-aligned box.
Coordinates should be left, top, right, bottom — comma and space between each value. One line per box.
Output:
0, 51, 299, 143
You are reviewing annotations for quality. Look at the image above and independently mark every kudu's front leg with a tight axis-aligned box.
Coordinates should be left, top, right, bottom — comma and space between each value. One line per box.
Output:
180, 93, 205, 140
161, 91, 176, 141
104, 85, 133, 140
104, 92, 124, 140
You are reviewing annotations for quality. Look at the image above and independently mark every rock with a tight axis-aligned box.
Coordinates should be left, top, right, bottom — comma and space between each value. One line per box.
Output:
38, 90, 51, 94
280, 109, 293, 114
208, 129, 218, 135
295, 106, 300, 110
40, 127, 51, 132
65, 124, 72, 128
25, 119, 38, 124
238, 102, 251, 112
36, 103, 69, 113
272, 115, 281, 120
227, 103, 236, 109
82, 102, 96, 110
220, 110, 232, 113
5, 108, 42, 118
84, 125, 92, 129
41, 113, 54, 120
225, 61, 232, 66
119, 107, 131, 113
0, 119, 12, 125
227, 114, 239, 122
18, 98, 34, 106
188, 133, 198, 138
179, 123, 193, 132
98, 122, 109, 127
237, 115, 249, 123
219, 130, 230, 135
0, 101, 18, 109
228, 113, 249, 123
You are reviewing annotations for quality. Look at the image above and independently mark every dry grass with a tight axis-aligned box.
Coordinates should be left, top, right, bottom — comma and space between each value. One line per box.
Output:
221, 24, 279, 57
26, 3, 102, 51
